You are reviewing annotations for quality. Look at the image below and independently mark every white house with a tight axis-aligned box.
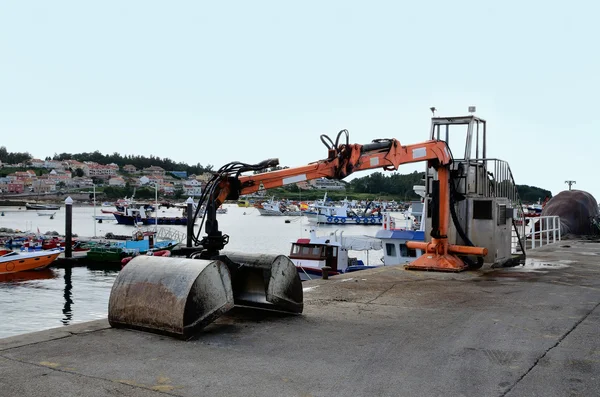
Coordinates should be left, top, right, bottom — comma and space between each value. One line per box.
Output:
29, 159, 45, 168
108, 177, 126, 187
184, 181, 202, 197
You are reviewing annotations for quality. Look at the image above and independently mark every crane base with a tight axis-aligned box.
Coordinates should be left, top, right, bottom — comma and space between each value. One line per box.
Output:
405, 253, 467, 272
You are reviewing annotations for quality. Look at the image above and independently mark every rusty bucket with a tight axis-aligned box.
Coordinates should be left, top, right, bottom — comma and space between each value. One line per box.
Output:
108, 256, 234, 339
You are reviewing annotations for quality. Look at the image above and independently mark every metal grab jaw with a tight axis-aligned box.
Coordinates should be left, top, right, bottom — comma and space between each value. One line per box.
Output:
108, 253, 303, 340
218, 252, 303, 314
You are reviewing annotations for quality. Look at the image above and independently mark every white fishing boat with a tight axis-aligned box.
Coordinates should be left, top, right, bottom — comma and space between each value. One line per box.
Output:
26, 202, 60, 210
289, 229, 383, 281
93, 215, 116, 221
374, 185, 427, 266
305, 197, 383, 225
375, 212, 424, 266
256, 197, 302, 216
37, 211, 56, 217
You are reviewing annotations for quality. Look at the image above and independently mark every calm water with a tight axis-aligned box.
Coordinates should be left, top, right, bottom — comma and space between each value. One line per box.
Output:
0, 204, 383, 338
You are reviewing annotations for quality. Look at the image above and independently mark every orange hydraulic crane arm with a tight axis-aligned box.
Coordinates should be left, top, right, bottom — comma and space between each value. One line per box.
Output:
213, 138, 451, 204
198, 130, 486, 271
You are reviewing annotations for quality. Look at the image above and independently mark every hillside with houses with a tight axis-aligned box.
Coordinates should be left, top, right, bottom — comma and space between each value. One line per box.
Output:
0, 155, 347, 201
0, 157, 213, 199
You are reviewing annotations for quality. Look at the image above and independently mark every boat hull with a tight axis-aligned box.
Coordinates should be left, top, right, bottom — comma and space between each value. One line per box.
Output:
0, 250, 61, 274
296, 266, 340, 281
113, 213, 190, 225
306, 213, 383, 225
257, 208, 303, 216
25, 203, 60, 210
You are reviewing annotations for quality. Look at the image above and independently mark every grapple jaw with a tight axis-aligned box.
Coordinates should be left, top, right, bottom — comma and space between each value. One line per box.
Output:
108, 253, 303, 339
108, 256, 234, 339
219, 252, 303, 314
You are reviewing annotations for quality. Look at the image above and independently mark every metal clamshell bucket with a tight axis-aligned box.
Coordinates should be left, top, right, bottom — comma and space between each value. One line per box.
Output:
108, 256, 234, 339
220, 252, 304, 314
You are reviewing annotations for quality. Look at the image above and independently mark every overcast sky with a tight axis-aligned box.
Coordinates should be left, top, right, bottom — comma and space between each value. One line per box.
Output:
1, 1, 597, 200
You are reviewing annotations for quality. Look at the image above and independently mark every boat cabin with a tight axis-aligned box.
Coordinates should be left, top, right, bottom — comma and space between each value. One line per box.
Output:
289, 239, 345, 273
288, 230, 382, 281
375, 227, 424, 266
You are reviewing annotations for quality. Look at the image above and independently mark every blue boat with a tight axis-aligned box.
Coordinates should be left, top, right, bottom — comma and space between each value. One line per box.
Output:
305, 198, 383, 225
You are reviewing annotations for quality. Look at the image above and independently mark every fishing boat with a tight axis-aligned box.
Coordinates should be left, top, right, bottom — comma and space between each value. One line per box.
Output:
112, 205, 193, 226
2, 237, 28, 248
372, 186, 427, 266
120, 249, 172, 268
25, 203, 61, 210
305, 200, 383, 225
375, 212, 425, 266
86, 229, 179, 266
0, 249, 61, 274
290, 190, 427, 280
93, 215, 116, 221
255, 197, 303, 216
37, 211, 56, 217
20, 238, 89, 252
289, 229, 383, 281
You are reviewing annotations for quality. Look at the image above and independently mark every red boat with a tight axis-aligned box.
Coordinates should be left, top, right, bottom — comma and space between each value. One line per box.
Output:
21, 237, 89, 252
121, 250, 171, 269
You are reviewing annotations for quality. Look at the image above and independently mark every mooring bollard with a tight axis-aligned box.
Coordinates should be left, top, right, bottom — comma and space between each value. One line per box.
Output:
322, 266, 331, 280
65, 196, 73, 258
186, 197, 194, 248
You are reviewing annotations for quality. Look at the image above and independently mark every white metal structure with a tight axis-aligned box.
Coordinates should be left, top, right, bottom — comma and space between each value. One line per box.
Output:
529, 216, 561, 249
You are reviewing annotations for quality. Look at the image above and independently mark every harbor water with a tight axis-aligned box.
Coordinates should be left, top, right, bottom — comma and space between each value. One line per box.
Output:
0, 204, 384, 338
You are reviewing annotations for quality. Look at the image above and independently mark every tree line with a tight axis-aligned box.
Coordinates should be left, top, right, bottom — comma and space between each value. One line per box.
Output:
346, 171, 426, 199
346, 171, 552, 203
49, 151, 213, 175
0, 146, 32, 165
1, 146, 214, 175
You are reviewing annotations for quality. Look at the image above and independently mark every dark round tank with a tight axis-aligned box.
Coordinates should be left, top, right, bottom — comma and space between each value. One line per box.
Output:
540, 190, 599, 235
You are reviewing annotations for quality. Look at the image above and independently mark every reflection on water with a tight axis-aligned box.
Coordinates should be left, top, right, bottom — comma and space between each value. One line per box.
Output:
62, 267, 73, 325
0, 267, 118, 339
0, 269, 57, 283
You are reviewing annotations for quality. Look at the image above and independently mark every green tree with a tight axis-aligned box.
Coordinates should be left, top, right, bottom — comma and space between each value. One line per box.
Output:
516, 185, 552, 203
0, 146, 32, 164
74, 168, 85, 177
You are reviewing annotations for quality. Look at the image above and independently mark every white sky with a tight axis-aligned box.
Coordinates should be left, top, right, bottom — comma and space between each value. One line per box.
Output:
1, 1, 597, 199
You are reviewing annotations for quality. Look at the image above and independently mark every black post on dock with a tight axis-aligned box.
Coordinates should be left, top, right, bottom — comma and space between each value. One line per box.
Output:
65, 196, 73, 258
186, 197, 194, 248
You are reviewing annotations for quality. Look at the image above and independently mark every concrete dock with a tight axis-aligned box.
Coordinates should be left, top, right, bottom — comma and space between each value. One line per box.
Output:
1, 240, 599, 396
